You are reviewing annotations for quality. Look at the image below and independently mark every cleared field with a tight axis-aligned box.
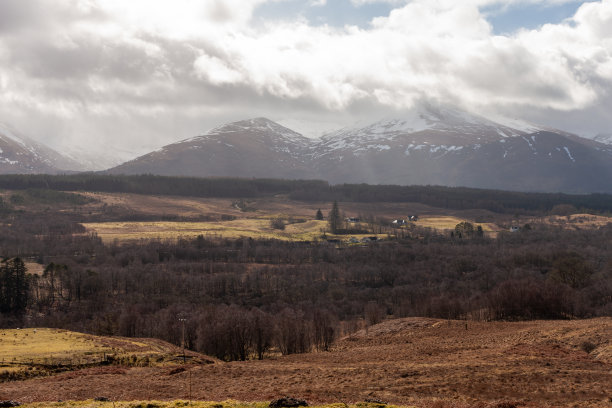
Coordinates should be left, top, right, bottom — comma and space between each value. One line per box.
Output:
3, 319, 612, 407
81, 197, 498, 243
81, 192, 503, 222
535, 213, 612, 229
0, 328, 213, 380
82, 219, 390, 243
416, 216, 496, 232
83, 217, 494, 243
0, 329, 108, 365
23, 262, 45, 276
82, 219, 334, 242
81, 193, 246, 219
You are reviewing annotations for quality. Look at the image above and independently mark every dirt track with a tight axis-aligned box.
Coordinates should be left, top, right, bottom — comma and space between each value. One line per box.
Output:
2, 318, 612, 407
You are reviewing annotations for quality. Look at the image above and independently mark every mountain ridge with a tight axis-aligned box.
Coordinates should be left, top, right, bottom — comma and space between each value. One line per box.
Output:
0, 123, 85, 173
106, 108, 612, 194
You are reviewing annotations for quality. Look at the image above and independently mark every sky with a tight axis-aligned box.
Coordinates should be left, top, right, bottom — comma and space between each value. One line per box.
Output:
0, 0, 611, 166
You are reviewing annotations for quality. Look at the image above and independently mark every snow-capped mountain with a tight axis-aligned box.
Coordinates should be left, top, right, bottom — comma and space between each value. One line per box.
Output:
0, 123, 84, 173
109, 118, 316, 179
309, 105, 612, 192
312, 105, 528, 160
107, 109, 612, 193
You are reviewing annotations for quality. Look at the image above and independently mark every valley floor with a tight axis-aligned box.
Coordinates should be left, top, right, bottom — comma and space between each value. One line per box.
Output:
2, 318, 612, 407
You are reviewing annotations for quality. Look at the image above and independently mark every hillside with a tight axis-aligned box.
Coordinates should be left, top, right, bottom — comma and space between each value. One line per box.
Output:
109, 118, 315, 179
0, 123, 84, 173
2, 318, 611, 407
106, 108, 612, 194
0, 328, 215, 382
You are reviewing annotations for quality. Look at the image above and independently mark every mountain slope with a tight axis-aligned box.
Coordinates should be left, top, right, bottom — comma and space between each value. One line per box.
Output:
309, 106, 612, 192
107, 111, 612, 193
0, 123, 84, 173
109, 118, 316, 179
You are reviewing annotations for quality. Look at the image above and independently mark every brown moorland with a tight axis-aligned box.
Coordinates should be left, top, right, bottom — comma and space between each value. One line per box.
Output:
76, 192, 502, 242
2, 318, 612, 407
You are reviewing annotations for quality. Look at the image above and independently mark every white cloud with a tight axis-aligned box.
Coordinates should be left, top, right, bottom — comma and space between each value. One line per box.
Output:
352, 0, 579, 6
350, 0, 407, 5
193, 54, 245, 86
0, 0, 611, 161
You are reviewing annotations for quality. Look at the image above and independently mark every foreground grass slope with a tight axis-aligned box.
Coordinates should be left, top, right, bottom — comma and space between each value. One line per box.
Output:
17, 402, 413, 408
0, 328, 213, 381
2, 319, 612, 407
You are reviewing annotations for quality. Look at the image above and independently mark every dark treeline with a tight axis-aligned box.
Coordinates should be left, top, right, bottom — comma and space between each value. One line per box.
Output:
0, 174, 327, 200
1, 211, 612, 361
292, 184, 612, 214
1, 174, 611, 214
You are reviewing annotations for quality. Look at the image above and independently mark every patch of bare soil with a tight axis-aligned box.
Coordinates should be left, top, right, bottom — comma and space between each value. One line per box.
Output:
2, 318, 612, 407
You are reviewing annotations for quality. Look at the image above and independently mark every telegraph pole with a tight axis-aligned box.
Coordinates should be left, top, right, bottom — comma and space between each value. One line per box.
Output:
178, 317, 187, 363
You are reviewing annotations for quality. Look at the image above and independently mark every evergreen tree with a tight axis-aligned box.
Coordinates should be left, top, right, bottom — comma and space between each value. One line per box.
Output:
315, 208, 324, 220
328, 201, 341, 234
0, 257, 29, 315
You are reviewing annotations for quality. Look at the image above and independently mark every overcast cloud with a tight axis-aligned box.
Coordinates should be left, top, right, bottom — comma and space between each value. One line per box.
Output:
0, 0, 610, 166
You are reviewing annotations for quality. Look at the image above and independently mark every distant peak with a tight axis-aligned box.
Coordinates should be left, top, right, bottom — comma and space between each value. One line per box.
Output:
178, 116, 308, 145
213, 117, 302, 135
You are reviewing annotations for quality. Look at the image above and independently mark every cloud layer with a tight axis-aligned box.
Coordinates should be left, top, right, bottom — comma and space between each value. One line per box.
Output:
0, 0, 610, 165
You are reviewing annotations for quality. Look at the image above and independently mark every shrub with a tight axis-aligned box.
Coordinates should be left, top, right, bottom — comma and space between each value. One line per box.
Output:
580, 341, 597, 354
270, 218, 285, 230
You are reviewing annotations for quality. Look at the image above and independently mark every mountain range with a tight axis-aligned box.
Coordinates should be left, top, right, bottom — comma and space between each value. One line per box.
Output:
108, 106, 612, 193
2, 106, 612, 193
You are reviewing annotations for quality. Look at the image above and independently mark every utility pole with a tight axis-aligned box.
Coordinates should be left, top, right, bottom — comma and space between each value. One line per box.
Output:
178, 317, 187, 363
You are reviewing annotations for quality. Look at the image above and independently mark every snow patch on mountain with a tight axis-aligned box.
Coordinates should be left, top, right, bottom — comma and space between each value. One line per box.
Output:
313, 104, 540, 160
563, 146, 576, 162
594, 133, 612, 145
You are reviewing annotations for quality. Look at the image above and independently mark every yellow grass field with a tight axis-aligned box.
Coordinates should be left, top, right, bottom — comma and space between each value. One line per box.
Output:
416, 216, 496, 232
536, 213, 612, 229
82, 219, 331, 242
83, 216, 495, 243
83, 219, 393, 243
0, 328, 211, 379
0, 329, 109, 365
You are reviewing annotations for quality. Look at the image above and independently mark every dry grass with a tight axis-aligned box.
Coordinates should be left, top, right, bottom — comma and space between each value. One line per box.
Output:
0, 328, 213, 379
23, 262, 45, 276
81, 193, 498, 243
82, 219, 387, 243
19, 401, 414, 408
3, 319, 612, 407
416, 216, 496, 232
531, 213, 612, 230
0, 329, 108, 365
82, 219, 331, 242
